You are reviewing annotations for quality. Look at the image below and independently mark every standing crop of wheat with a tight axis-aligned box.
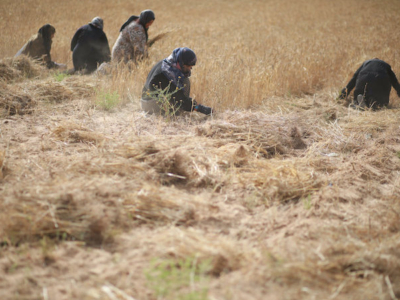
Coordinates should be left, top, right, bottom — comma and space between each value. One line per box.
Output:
1, 0, 400, 300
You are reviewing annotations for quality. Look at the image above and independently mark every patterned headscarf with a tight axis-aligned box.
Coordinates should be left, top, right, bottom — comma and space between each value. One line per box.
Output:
161, 47, 197, 89
38, 24, 56, 57
120, 9, 155, 41
90, 17, 104, 30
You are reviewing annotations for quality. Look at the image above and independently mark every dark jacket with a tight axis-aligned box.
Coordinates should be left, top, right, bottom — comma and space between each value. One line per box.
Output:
142, 60, 195, 112
341, 59, 400, 108
71, 24, 111, 72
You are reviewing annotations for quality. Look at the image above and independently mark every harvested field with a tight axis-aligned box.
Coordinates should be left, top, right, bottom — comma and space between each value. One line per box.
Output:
1, 0, 400, 300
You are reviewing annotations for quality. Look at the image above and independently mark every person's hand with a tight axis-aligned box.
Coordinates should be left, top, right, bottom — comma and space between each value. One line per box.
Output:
338, 88, 347, 100
194, 104, 213, 115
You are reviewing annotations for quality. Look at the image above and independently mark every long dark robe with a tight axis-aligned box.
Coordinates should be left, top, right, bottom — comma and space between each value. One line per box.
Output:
341, 59, 400, 109
71, 24, 111, 73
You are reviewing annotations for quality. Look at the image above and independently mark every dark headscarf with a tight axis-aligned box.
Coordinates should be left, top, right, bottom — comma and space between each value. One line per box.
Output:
38, 24, 55, 57
119, 9, 155, 41
161, 47, 197, 89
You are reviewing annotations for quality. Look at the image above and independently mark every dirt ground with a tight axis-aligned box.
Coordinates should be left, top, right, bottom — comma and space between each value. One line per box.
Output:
1, 58, 400, 300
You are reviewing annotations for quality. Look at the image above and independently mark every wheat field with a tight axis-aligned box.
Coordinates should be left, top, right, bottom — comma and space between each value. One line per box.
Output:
1, 0, 400, 299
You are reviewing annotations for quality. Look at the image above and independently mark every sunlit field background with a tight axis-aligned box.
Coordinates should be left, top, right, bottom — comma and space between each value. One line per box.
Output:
2, 0, 400, 109
2, 0, 400, 300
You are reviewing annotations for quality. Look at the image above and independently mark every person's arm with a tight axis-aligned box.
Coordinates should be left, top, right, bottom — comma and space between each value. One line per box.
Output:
15, 41, 30, 57
100, 33, 111, 62
170, 87, 195, 111
388, 67, 400, 97
339, 64, 363, 98
70, 27, 83, 51
44, 55, 55, 68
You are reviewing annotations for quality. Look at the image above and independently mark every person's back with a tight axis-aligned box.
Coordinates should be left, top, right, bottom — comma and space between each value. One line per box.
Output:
16, 34, 46, 58
358, 59, 391, 77
111, 10, 155, 65
71, 17, 110, 73
15, 24, 64, 69
112, 22, 146, 64
340, 58, 400, 109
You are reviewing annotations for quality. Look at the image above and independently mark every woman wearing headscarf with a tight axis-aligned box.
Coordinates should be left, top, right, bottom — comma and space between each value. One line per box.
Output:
71, 17, 111, 73
111, 9, 155, 64
141, 47, 213, 115
339, 58, 400, 109
15, 24, 65, 69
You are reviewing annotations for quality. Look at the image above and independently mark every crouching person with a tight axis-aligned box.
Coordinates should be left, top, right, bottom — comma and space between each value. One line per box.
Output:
71, 17, 111, 74
15, 24, 66, 69
141, 47, 213, 116
339, 58, 400, 109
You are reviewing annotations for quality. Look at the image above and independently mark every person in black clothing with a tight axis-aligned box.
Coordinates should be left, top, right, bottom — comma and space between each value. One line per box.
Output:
339, 58, 400, 109
71, 17, 111, 73
141, 47, 213, 115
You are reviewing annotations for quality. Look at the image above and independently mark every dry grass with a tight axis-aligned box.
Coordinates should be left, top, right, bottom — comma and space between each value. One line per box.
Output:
1, 0, 400, 300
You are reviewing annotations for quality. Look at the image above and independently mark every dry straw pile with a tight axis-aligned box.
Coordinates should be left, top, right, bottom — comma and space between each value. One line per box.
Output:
1, 0, 400, 299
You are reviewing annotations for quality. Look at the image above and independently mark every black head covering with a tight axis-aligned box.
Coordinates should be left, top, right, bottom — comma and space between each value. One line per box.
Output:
119, 15, 139, 32
178, 47, 197, 67
38, 24, 55, 57
161, 47, 197, 88
119, 9, 155, 41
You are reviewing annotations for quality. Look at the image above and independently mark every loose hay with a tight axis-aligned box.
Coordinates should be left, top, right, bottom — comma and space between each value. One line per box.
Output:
123, 185, 202, 225
0, 82, 36, 115
115, 138, 220, 187
151, 228, 255, 277
195, 111, 308, 157
0, 149, 5, 179
52, 122, 107, 144
28, 79, 73, 103
63, 76, 96, 98
0, 56, 43, 82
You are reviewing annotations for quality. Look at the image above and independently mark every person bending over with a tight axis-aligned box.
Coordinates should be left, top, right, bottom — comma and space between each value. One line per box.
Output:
141, 47, 213, 115
339, 58, 400, 109
71, 17, 111, 73
112, 10, 155, 64
15, 24, 65, 69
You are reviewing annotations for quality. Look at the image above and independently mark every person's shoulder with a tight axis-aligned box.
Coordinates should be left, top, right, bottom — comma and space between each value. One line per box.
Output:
129, 23, 145, 33
80, 24, 91, 31
29, 33, 44, 47
366, 58, 392, 69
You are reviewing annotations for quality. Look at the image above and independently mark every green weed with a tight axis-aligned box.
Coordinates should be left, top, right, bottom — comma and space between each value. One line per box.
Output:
145, 256, 211, 300
146, 81, 183, 122
302, 194, 312, 210
53, 72, 70, 82
95, 89, 120, 111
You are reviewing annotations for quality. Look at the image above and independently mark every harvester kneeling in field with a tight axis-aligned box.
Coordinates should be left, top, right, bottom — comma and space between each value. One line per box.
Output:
141, 47, 213, 116
339, 58, 400, 110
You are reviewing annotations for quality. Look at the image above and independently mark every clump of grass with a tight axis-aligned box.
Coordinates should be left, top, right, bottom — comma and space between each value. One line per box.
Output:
53, 72, 70, 82
95, 88, 120, 111
146, 257, 211, 300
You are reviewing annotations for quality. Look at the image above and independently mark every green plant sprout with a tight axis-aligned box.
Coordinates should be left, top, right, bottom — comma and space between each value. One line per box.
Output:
145, 256, 211, 300
146, 80, 184, 121
95, 89, 120, 111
